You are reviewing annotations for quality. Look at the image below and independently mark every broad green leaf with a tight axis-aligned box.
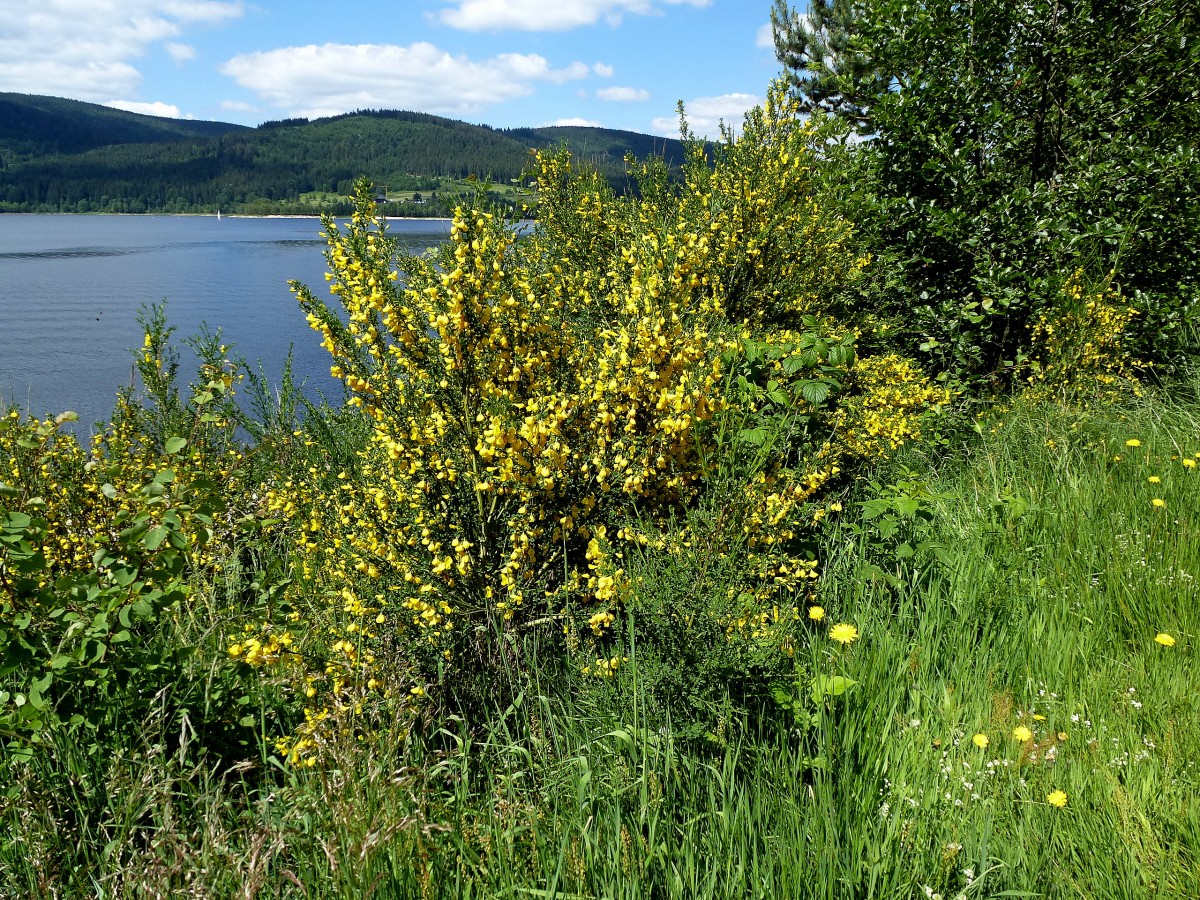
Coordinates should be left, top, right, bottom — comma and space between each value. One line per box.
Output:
143, 524, 169, 550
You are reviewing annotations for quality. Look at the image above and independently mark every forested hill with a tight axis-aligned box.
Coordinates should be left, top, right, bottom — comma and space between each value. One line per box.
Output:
0, 93, 248, 158
0, 95, 690, 215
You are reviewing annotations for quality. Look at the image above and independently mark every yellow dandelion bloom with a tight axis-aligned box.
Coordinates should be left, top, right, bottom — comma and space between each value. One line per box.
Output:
1155, 632, 1176, 647
1046, 790, 1068, 808
809, 606, 826, 621
829, 622, 859, 644
972, 733, 990, 749
1184, 458, 1196, 468
1152, 498, 1166, 508
1125, 439, 1141, 447
1148, 475, 1161, 484
1012, 725, 1033, 742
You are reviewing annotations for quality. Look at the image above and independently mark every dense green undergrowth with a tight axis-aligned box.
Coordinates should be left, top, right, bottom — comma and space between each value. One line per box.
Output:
3, 378, 1198, 898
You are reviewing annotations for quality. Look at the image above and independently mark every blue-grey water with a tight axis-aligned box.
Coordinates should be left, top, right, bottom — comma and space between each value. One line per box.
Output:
0, 214, 450, 431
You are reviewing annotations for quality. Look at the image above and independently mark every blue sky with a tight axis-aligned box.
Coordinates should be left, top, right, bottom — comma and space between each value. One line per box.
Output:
0, 1, 785, 137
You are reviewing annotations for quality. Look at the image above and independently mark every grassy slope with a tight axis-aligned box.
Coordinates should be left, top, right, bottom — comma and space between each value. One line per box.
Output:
4, 382, 1197, 898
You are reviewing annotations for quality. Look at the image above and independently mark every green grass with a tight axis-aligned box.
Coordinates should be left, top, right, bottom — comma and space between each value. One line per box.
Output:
3, 382, 1199, 898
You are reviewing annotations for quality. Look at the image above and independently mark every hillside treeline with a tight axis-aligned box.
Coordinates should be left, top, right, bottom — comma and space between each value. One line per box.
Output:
0, 100, 688, 214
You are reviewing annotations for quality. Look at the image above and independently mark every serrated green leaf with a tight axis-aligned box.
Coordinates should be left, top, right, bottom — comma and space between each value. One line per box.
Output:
737, 428, 768, 446
801, 381, 830, 406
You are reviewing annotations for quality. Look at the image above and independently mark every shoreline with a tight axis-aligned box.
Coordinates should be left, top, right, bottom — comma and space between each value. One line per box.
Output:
0, 211, 456, 221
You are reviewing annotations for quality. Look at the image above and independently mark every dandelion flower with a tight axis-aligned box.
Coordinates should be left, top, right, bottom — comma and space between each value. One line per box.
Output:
1184, 459, 1196, 469
829, 622, 859, 644
809, 606, 826, 621
972, 733, 990, 749
1046, 790, 1068, 808
1148, 475, 1161, 484
1125, 439, 1141, 447
1155, 632, 1176, 647
1152, 498, 1166, 508
1013, 725, 1033, 742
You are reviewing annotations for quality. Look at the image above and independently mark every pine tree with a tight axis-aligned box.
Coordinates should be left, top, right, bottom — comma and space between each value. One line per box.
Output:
768, 0, 888, 132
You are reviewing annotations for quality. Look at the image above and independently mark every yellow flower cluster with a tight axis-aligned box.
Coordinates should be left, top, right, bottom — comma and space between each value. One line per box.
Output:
228, 624, 298, 666
1029, 269, 1145, 398
0, 392, 245, 593
831, 355, 952, 459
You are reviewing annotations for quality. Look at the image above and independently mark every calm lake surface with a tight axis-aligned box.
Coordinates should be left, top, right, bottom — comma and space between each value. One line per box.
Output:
0, 214, 451, 431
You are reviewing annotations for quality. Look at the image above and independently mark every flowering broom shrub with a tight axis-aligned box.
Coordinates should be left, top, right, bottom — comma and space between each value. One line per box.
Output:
253, 84, 950, 761
1026, 268, 1146, 400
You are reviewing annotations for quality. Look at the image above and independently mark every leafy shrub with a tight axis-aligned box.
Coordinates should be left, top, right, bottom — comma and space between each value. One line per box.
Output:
774, 0, 1200, 382
0, 309, 286, 759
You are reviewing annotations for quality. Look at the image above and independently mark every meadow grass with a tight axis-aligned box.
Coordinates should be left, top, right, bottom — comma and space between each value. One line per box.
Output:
3, 380, 1198, 899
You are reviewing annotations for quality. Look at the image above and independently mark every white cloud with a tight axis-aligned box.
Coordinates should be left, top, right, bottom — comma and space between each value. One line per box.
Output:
546, 117, 602, 127
439, 0, 711, 32
0, 1, 242, 101
166, 42, 196, 63
592, 62, 615, 77
650, 92, 761, 138
220, 43, 591, 119
596, 86, 649, 102
756, 22, 775, 49
106, 99, 183, 117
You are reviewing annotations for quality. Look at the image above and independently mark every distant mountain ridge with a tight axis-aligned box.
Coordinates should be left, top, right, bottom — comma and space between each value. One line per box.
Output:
0, 94, 691, 215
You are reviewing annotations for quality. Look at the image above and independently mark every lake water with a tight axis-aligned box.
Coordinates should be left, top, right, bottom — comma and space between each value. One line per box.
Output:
0, 214, 451, 431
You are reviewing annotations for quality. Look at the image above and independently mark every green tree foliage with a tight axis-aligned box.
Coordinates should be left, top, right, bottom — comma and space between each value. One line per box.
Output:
774, 0, 1200, 379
